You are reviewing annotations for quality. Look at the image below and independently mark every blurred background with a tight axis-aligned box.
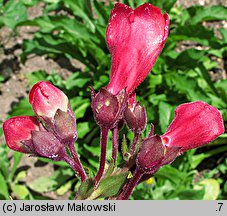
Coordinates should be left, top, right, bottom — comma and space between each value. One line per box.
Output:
0, 0, 226, 200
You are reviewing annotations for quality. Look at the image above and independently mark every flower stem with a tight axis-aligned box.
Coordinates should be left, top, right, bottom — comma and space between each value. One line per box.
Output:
68, 142, 87, 181
117, 168, 143, 200
112, 126, 119, 164
130, 133, 141, 156
95, 127, 109, 185
63, 154, 87, 182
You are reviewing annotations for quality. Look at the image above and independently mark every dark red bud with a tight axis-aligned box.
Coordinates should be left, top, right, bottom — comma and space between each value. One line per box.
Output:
32, 131, 66, 161
136, 135, 165, 174
91, 88, 127, 128
53, 109, 77, 145
125, 103, 147, 133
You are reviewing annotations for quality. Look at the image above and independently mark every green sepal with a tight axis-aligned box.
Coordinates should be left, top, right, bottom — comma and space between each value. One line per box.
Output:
87, 171, 129, 200
76, 178, 95, 200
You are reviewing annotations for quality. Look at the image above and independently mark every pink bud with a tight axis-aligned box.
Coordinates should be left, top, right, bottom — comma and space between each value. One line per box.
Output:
106, 3, 169, 95
161, 101, 225, 152
29, 81, 69, 119
3, 116, 40, 153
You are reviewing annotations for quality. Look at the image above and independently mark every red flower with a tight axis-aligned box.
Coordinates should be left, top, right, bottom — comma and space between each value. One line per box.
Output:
106, 3, 169, 95
161, 101, 225, 152
29, 81, 69, 119
3, 116, 40, 153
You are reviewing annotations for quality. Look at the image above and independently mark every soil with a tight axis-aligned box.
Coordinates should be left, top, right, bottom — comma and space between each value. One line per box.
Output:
0, 0, 226, 199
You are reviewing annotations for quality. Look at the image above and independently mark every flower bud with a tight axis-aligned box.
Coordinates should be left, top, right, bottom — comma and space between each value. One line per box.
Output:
53, 109, 77, 144
32, 131, 66, 161
125, 102, 147, 134
3, 116, 40, 153
136, 135, 165, 174
29, 81, 69, 120
91, 87, 127, 128
106, 3, 169, 95
161, 101, 225, 152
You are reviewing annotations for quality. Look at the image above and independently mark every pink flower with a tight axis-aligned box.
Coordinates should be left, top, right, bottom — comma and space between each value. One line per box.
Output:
29, 81, 69, 119
106, 3, 169, 95
161, 101, 225, 152
3, 116, 40, 153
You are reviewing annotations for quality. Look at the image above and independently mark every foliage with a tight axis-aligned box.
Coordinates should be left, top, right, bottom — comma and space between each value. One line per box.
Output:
0, 0, 226, 200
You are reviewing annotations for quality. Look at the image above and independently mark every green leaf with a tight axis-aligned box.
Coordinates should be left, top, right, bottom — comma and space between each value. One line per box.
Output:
14, 171, 27, 184
220, 28, 227, 43
8, 98, 34, 117
0, 172, 9, 199
158, 102, 174, 133
64, 0, 95, 32
84, 143, 100, 157
165, 73, 207, 101
171, 25, 218, 47
9, 152, 23, 181
28, 168, 73, 193
152, 0, 177, 12
87, 171, 129, 199
0, 75, 5, 82
26, 70, 48, 86
190, 5, 227, 25
56, 180, 73, 196
156, 165, 186, 185
196, 179, 220, 200
11, 184, 30, 199
22, 0, 40, 6
191, 145, 227, 169
2, 1, 27, 29
0, 144, 10, 178
76, 178, 95, 200
177, 188, 205, 200
28, 176, 58, 193
65, 73, 90, 90
70, 97, 90, 119
77, 122, 90, 139
105, 159, 115, 177
121, 135, 130, 161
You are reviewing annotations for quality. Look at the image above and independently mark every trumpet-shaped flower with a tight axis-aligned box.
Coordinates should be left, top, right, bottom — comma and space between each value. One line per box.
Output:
106, 3, 169, 95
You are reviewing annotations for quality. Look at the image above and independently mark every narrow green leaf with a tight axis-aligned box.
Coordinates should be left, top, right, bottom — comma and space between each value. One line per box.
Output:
0, 172, 9, 199
9, 152, 23, 181
196, 179, 220, 200
190, 5, 227, 24
2, 1, 27, 29
156, 166, 186, 185
11, 184, 30, 199
76, 178, 95, 200
158, 102, 174, 133
88, 171, 129, 199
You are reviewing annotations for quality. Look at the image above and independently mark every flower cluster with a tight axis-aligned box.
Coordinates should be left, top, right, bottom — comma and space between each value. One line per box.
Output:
2, 2, 225, 200
3, 81, 87, 182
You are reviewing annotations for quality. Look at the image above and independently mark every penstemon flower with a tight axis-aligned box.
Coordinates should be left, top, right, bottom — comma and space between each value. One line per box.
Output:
161, 101, 225, 152
106, 3, 169, 95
